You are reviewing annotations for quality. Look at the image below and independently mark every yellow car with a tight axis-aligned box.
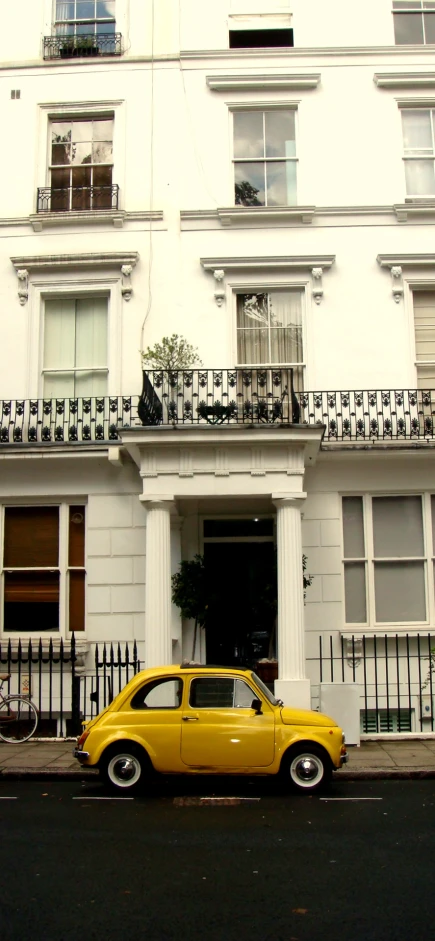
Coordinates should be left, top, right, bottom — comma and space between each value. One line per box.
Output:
73, 664, 348, 794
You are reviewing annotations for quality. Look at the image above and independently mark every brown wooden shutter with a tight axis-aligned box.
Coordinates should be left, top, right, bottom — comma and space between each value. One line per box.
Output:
69, 571, 85, 632
4, 507, 59, 567
69, 506, 85, 566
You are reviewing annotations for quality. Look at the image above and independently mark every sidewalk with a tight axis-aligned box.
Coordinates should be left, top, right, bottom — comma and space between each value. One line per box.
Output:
1, 739, 435, 779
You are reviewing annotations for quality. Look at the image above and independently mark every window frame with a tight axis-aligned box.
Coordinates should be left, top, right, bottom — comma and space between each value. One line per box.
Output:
53, 0, 116, 37
234, 287, 305, 371
42, 294, 110, 399
0, 501, 87, 639
35, 100, 125, 219
49, 117, 114, 212
188, 676, 258, 709
230, 105, 298, 208
401, 107, 435, 198
393, 1, 435, 46
342, 493, 435, 632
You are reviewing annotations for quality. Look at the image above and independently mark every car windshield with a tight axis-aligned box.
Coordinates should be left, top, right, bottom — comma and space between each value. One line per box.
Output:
250, 672, 279, 706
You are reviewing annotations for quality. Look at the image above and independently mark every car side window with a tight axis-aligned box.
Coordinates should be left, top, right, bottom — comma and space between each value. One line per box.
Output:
189, 677, 257, 709
130, 677, 183, 710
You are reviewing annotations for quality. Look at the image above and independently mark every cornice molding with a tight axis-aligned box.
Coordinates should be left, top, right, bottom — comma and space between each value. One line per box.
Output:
216, 205, 315, 225
200, 255, 335, 307
206, 73, 320, 91
200, 255, 335, 272
377, 253, 435, 267
374, 71, 435, 88
0, 210, 163, 232
394, 201, 435, 222
10, 252, 139, 305
181, 45, 435, 60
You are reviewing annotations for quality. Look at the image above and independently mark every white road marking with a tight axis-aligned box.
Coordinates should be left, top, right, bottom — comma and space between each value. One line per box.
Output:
72, 796, 134, 800
199, 797, 261, 802
320, 797, 383, 801
0, 796, 18, 800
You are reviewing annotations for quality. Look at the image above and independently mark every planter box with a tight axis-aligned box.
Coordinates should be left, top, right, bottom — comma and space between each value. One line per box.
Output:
60, 45, 99, 58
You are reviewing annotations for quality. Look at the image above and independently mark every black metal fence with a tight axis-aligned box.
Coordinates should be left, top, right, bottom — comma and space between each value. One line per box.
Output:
0, 636, 143, 737
37, 184, 120, 213
300, 389, 435, 442
138, 368, 302, 425
0, 396, 137, 445
312, 633, 435, 733
43, 33, 123, 59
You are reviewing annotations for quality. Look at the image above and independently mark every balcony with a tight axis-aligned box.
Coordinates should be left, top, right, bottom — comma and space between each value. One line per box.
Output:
1, 385, 435, 445
0, 397, 137, 445
37, 185, 119, 214
43, 33, 122, 60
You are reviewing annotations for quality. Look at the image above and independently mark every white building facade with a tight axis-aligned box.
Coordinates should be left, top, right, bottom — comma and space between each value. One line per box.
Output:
2, 0, 435, 730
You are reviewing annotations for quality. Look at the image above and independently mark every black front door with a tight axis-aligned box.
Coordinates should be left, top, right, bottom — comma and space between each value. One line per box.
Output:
204, 541, 276, 668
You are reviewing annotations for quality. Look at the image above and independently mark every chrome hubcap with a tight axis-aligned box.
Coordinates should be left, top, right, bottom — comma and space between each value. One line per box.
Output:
290, 754, 323, 788
108, 753, 141, 787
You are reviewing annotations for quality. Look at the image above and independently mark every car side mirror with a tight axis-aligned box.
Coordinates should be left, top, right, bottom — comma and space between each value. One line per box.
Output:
251, 698, 262, 715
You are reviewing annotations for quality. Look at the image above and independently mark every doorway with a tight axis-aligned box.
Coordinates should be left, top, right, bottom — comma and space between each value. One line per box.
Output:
203, 519, 276, 669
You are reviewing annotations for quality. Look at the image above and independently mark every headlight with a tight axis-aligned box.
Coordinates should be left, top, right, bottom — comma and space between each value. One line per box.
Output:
342, 732, 346, 744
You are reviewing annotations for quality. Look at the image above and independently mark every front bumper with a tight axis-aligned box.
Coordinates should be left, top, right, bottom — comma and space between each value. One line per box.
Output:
73, 747, 90, 763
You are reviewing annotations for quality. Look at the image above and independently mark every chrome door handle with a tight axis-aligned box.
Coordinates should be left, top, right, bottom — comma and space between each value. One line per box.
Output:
182, 716, 199, 721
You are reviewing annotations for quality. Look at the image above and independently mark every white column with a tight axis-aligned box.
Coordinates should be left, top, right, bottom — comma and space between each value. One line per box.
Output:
273, 494, 311, 710
141, 497, 175, 668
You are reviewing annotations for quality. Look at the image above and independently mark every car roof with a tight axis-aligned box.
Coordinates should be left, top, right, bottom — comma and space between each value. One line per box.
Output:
131, 664, 253, 681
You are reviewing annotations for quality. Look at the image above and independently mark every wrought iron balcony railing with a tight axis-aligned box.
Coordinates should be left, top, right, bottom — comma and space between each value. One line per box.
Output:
37, 185, 119, 213
43, 33, 122, 59
0, 397, 137, 445
1, 387, 435, 444
138, 368, 302, 426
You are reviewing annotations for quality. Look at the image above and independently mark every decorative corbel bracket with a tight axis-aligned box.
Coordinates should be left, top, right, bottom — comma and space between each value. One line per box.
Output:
345, 636, 363, 670
213, 269, 225, 306
121, 264, 134, 301
17, 269, 29, 306
391, 265, 403, 303
311, 267, 323, 304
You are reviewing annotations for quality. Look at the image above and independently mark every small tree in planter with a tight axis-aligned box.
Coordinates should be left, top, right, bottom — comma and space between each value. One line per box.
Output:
141, 334, 203, 371
171, 555, 208, 661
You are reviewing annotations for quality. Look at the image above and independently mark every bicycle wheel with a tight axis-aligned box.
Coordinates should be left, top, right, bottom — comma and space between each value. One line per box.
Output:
0, 697, 38, 743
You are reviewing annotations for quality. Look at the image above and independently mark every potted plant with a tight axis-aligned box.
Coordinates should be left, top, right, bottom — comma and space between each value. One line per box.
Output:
171, 555, 209, 661
60, 35, 99, 58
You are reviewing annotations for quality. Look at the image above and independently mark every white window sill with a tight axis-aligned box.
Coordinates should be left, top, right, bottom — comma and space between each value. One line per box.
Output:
30, 209, 127, 231
216, 205, 315, 226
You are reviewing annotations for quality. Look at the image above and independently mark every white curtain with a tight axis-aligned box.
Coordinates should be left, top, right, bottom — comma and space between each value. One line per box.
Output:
43, 297, 107, 398
55, 2, 73, 35
237, 291, 302, 365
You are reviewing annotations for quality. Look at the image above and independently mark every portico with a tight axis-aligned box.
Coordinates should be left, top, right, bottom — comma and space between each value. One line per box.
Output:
121, 423, 323, 709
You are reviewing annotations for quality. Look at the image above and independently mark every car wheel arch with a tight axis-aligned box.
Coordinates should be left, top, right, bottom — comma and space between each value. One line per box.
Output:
98, 737, 154, 771
280, 738, 333, 774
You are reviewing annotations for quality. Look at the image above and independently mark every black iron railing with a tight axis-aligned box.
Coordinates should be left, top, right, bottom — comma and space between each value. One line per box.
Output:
43, 33, 122, 59
311, 633, 435, 734
300, 389, 435, 441
37, 184, 119, 213
138, 368, 302, 425
1, 388, 435, 443
0, 396, 138, 445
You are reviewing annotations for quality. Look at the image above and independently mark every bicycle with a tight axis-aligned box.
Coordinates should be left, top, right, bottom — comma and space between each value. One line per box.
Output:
0, 674, 39, 743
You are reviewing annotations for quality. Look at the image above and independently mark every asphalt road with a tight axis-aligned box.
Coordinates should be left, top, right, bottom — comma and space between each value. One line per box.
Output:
1, 776, 434, 941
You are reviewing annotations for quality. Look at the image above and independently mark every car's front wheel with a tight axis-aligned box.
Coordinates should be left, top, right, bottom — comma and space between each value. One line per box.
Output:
100, 744, 148, 792
282, 745, 331, 794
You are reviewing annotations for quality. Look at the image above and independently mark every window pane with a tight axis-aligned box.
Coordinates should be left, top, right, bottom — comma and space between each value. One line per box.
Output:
266, 161, 292, 206
69, 506, 85, 567
97, 0, 115, 16
402, 110, 433, 151
92, 120, 113, 141
265, 111, 296, 158
233, 112, 264, 158
343, 496, 365, 557
92, 141, 113, 163
234, 680, 256, 707
51, 142, 71, 166
4, 572, 60, 632
394, 12, 425, 43
43, 372, 75, 398
374, 561, 426, 621
69, 570, 85, 631
190, 677, 235, 708
373, 496, 424, 557
237, 294, 269, 328
131, 678, 182, 709
405, 158, 435, 194
44, 299, 76, 370
237, 329, 269, 363
75, 370, 107, 396
76, 1, 96, 18
72, 142, 93, 166
4, 507, 59, 567
75, 298, 107, 368
56, 2, 75, 19
344, 562, 367, 623
424, 11, 435, 39
234, 163, 264, 205
72, 122, 93, 143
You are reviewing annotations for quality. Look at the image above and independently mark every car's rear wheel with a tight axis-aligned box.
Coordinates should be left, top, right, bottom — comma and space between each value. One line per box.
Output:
282, 745, 331, 794
100, 744, 147, 792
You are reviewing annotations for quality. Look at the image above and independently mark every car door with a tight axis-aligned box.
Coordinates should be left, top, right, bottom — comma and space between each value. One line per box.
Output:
119, 676, 184, 772
180, 675, 275, 769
